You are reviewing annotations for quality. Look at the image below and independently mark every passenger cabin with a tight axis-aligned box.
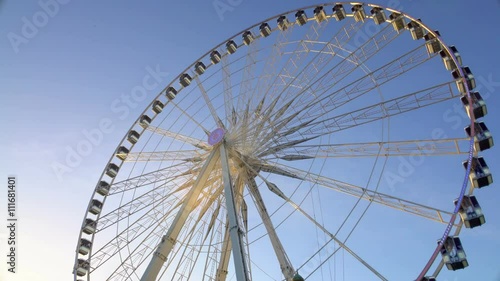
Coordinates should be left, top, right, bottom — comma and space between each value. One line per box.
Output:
424, 30, 442, 54
96, 181, 110, 196
226, 40, 237, 54
210, 50, 221, 64
463, 156, 493, 188
407, 19, 424, 40
389, 12, 405, 32
351, 5, 366, 22
454, 195, 485, 229
259, 22, 271, 37
461, 91, 487, 119
194, 61, 206, 75
127, 130, 140, 144
314, 6, 327, 23
242, 31, 254, 45
422, 277, 436, 281
295, 10, 307, 26
440, 45, 462, 71
83, 219, 97, 234
152, 100, 164, 114
116, 146, 129, 161
452, 66, 476, 94
180, 73, 192, 87
439, 236, 468, 270
332, 4, 346, 21
78, 238, 92, 255
465, 122, 494, 152
75, 259, 90, 276
106, 163, 119, 178
139, 115, 152, 128
89, 199, 103, 215
166, 86, 178, 100
277, 15, 290, 30
370, 7, 386, 25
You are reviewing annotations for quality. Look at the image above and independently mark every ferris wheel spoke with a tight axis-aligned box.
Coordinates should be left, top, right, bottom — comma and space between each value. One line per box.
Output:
221, 53, 235, 128
265, 162, 456, 226
276, 18, 399, 121
297, 43, 434, 123
303, 81, 460, 137
275, 21, 331, 101
251, 24, 293, 110
246, 178, 296, 280
235, 36, 259, 117
254, 23, 357, 128
109, 163, 198, 195
257, 177, 388, 281
146, 125, 211, 150
121, 149, 206, 162
100, 220, 168, 279
91, 199, 179, 271
194, 75, 225, 128
97, 180, 190, 232
273, 138, 469, 159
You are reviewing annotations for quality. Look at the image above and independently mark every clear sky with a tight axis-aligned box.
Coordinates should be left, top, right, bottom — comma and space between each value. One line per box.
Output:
1, 1, 499, 281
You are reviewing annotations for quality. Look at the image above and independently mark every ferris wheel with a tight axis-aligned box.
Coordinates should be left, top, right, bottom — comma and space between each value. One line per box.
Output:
73, 2, 494, 280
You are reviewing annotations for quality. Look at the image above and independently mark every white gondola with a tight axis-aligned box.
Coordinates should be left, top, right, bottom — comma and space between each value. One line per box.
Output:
453, 66, 476, 94
351, 4, 366, 22
295, 10, 307, 26
465, 122, 494, 152
116, 146, 129, 161
454, 195, 486, 229
424, 30, 442, 54
180, 73, 192, 87
127, 130, 140, 144
82, 219, 97, 234
96, 181, 110, 196
332, 4, 346, 21
165, 86, 177, 100
139, 115, 152, 128
463, 157, 493, 188
370, 7, 386, 25
106, 163, 119, 178
389, 12, 405, 32
89, 199, 103, 215
407, 19, 424, 40
194, 61, 206, 75
461, 91, 487, 119
210, 50, 221, 64
313, 6, 326, 23
259, 22, 271, 37
75, 259, 90, 276
277, 15, 289, 31
78, 238, 92, 255
439, 236, 468, 271
152, 100, 164, 114
242, 31, 254, 45
226, 40, 237, 54
440, 45, 462, 71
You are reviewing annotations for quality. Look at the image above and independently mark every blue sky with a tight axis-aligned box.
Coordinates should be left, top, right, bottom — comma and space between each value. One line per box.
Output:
1, 1, 499, 280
